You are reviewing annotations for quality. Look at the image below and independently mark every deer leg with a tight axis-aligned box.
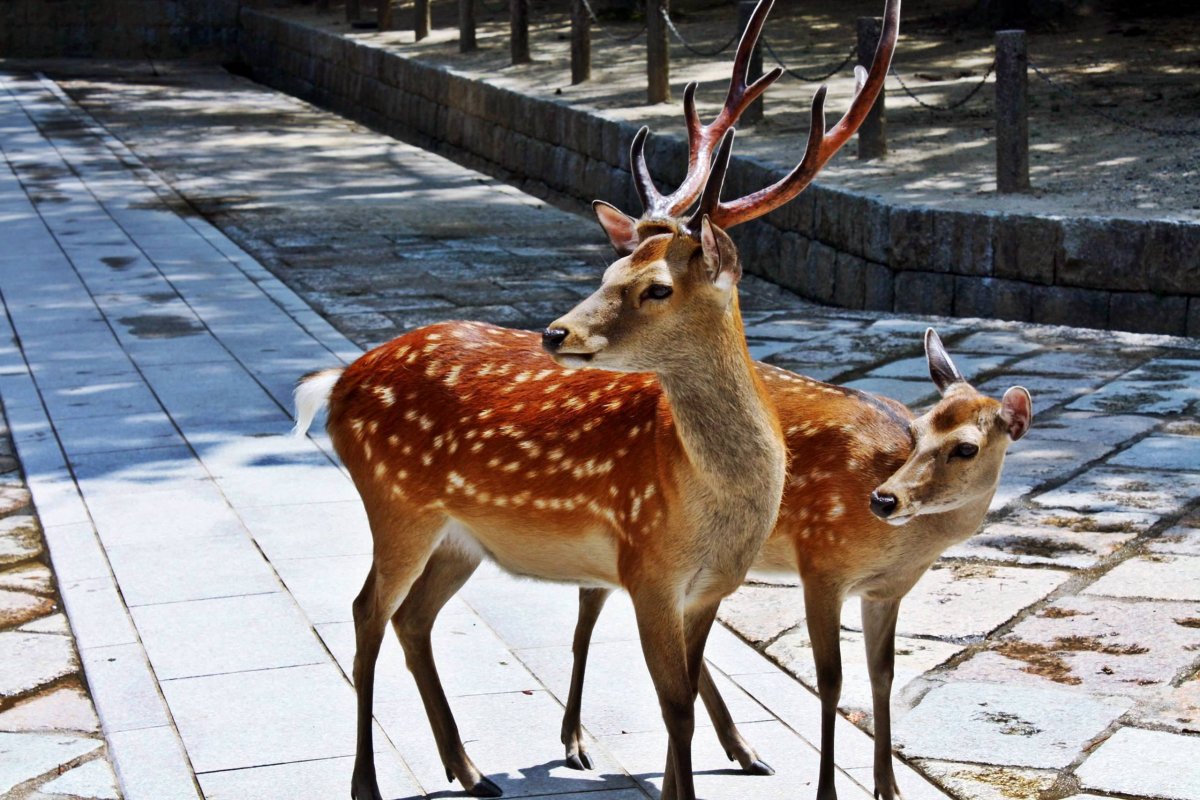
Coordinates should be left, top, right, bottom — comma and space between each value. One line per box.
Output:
632, 589, 697, 800
351, 513, 446, 800
861, 598, 902, 800
561, 586, 612, 770
698, 661, 774, 775
392, 540, 501, 798
805, 584, 845, 800
660, 598, 721, 800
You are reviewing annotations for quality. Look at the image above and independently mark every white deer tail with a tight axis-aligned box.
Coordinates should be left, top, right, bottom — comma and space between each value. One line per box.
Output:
292, 368, 344, 438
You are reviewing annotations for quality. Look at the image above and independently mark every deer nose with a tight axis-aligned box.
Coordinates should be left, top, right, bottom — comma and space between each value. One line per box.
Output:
542, 327, 569, 352
869, 490, 898, 520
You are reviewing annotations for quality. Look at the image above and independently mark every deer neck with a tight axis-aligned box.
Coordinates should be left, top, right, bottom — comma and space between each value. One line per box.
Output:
656, 303, 785, 498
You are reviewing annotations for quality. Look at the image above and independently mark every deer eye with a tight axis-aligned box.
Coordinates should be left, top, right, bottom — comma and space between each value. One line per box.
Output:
641, 284, 673, 302
950, 442, 979, 461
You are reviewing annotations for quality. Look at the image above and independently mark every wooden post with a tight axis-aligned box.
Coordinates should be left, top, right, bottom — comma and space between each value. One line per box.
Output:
413, 0, 430, 40
346, 0, 361, 23
459, 0, 477, 52
571, 0, 591, 84
511, 0, 531, 64
378, 0, 394, 31
856, 16, 886, 160
995, 29, 1030, 193
646, 0, 670, 104
737, 0, 764, 123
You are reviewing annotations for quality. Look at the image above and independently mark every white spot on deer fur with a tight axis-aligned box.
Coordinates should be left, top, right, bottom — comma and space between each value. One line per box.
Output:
447, 471, 466, 488
427, 333, 443, 341
518, 441, 541, 458
406, 352, 418, 365
394, 345, 411, 359
374, 462, 386, 480
367, 421, 379, 435
425, 361, 443, 378
363, 441, 373, 461
533, 499, 548, 510
514, 371, 531, 383
481, 429, 495, 439
387, 434, 399, 446
828, 500, 844, 519
567, 431, 580, 442
630, 496, 642, 522
404, 409, 418, 422
421, 453, 433, 467
422, 343, 439, 355
418, 415, 433, 431
503, 462, 520, 473
397, 469, 408, 480
565, 397, 584, 411
547, 448, 564, 462
448, 440, 459, 454
608, 486, 618, 497
471, 442, 484, 453
535, 369, 554, 381
487, 457, 502, 468
350, 419, 365, 441
605, 399, 623, 412
445, 365, 463, 386
479, 364, 494, 377
478, 409, 493, 420
544, 383, 560, 395
511, 402, 526, 412
373, 386, 396, 407
541, 401, 555, 411
402, 444, 413, 455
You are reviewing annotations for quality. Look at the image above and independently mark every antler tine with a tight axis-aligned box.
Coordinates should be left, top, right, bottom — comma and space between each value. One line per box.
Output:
634, 0, 783, 220
630, 127, 657, 213
684, 128, 737, 239
708, 0, 901, 231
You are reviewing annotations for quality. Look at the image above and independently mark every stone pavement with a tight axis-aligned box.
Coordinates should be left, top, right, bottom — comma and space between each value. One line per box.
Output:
0, 62, 1198, 800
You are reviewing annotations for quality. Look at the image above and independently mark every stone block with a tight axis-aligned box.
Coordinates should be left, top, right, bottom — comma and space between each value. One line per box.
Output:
800, 241, 838, 304
833, 252, 867, 309
1108, 291, 1188, 336
894, 681, 1130, 769
1030, 285, 1109, 330
863, 261, 894, 311
1143, 220, 1200, 294
769, 182, 816, 236
1059, 217, 1148, 291
1076, 727, 1200, 800
772, 233, 810, 294
993, 215, 1060, 285
953, 276, 1032, 322
861, 196, 890, 264
1084, 554, 1200, 601
894, 271, 955, 315
889, 206, 935, 271
1190, 297, 1200, 337
932, 209, 994, 276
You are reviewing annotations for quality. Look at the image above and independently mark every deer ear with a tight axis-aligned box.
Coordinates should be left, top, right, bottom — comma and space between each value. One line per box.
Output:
701, 217, 741, 292
925, 328, 965, 395
593, 201, 639, 256
1000, 386, 1032, 441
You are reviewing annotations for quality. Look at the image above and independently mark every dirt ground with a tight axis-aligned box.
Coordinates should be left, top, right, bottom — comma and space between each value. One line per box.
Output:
271, 0, 1200, 222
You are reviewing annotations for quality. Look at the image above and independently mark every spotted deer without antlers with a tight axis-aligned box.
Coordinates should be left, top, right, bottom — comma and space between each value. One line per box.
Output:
290, 1, 903, 797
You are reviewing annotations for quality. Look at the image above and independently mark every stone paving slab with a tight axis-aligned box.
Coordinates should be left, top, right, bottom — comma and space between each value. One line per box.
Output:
4, 61, 1200, 800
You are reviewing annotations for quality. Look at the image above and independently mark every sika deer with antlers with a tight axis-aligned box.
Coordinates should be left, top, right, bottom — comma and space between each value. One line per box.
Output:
293, 2, 898, 797
559, 330, 1032, 800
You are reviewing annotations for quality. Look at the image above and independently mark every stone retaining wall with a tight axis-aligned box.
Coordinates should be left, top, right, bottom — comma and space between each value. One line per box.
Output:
238, 9, 1200, 336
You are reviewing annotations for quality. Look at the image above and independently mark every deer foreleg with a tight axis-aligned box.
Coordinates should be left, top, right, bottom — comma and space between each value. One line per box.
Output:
561, 587, 612, 770
805, 583, 845, 800
862, 597, 902, 800
633, 589, 699, 800
392, 541, 501, 798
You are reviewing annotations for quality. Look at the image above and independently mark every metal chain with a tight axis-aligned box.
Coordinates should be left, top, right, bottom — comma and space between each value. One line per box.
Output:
581, 0, 647, 43
889, 61, 994, 111
661, 8, 740, 58
762, 38, 855, 83
1029, 60, 1200, 138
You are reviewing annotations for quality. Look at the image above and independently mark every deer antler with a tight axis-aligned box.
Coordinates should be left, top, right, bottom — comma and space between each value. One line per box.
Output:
631, 0, 782, 220
688, 0, 901, 235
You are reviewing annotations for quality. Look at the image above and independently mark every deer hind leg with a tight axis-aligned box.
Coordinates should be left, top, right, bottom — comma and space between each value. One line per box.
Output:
391, 532, 501, 797
631, 587, 698, 800
861, 597, 902, 800
561, 586, 612, 771
698, 661, 774, 775
351, 511, 448, 800
805, 582, 845, 800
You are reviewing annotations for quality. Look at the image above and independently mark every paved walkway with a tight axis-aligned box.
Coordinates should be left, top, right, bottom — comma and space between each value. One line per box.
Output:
1, 63, 1199, 800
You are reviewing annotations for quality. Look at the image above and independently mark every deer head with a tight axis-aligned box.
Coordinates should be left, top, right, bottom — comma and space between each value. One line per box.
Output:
869, 328, 1032, 525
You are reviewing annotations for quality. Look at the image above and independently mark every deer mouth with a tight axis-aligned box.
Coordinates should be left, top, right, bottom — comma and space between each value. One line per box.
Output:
553, 351, 596, 367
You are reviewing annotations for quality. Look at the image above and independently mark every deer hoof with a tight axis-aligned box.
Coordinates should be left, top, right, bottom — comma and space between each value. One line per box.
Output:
745, 759, 775, 776
350, 773, 383, 800
565, 751, 595, 771
467, 776, 503, 797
